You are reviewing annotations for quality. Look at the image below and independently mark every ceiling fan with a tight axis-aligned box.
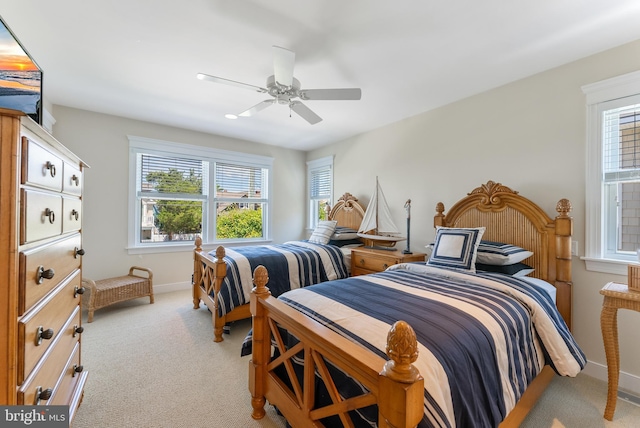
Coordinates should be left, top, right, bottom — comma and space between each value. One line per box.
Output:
197, 46, 362, 125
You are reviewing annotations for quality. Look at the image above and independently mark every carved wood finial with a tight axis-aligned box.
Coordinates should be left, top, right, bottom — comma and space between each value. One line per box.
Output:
252, 265, 270, 295
556, 198, 572, 217
435, 202, 444, 215
215, 245, 225, 260
381, 321, 420, 383
195, 236, 202, 252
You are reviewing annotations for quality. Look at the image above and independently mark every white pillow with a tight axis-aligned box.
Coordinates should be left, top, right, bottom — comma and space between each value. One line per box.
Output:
308, 220, 338, 244
426, 226, 485, 272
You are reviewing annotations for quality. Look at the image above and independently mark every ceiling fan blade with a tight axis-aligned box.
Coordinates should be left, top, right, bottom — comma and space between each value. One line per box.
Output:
196, 73, 267, 93
299, 88, 362, 100
272, 46, 295, 87
238, 99, 275, 117
290, 101, 322, 125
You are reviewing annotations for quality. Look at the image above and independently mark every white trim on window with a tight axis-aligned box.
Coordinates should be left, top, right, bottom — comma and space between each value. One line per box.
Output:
582, 70, 640, 275
128, 135, 273, 254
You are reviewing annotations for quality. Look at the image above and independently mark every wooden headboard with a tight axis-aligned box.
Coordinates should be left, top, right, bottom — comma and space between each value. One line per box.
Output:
433, 181, 573, 330
327, 192, 365, 230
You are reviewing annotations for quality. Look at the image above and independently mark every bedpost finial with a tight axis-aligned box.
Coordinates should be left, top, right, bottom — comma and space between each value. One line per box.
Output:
253, 265, 270, 293
215, 246, 226, 259
556, 198, 572, 217
382, 321, 420, 383
195, 236, 202, 251
435, 202, 444, 215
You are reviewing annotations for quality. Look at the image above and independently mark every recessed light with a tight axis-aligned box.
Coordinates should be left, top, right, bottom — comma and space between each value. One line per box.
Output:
225, 114, 238, 120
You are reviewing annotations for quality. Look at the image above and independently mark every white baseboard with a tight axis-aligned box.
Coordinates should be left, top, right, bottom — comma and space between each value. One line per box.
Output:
154, 281, 191, 294
583, 359, 640, 397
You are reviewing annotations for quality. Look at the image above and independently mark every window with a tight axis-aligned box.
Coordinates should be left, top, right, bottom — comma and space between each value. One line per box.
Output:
583, 70, 640, 274
128, 136, 273, 253
307, 156, 333, 229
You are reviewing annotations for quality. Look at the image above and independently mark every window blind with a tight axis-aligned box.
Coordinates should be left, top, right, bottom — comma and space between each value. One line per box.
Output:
139, 154, 204, 195
215, 162, 265, 199
603, 103, 640, 183
310, 165, 331, 200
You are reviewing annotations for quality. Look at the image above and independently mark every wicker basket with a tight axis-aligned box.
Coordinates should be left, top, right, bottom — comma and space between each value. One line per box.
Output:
82, 266, 154, 322
628, 264, 640, 292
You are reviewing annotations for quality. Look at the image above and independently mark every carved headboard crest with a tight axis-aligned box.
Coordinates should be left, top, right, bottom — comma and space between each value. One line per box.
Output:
468, 180, 519, 210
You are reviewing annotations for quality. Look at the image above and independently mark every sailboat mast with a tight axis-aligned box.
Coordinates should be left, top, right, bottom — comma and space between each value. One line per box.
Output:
375, 176, 379, 235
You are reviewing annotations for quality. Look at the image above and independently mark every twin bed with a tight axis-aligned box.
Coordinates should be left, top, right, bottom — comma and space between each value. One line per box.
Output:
192, 192, 365, 342
191, 181, 585, 427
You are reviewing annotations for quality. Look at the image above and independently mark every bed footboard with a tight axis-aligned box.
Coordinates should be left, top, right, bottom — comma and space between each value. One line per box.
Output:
249, 265, 424, 428
193, 239, 230, 342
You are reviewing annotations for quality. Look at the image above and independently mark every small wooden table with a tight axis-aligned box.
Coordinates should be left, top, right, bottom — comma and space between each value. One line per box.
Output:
600, 282, 640, 420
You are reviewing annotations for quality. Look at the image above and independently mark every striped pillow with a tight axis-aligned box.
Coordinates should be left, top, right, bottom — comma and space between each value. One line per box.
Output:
476, 241, 533, 265
309, 220, 338, 244
427, 226, 485, 272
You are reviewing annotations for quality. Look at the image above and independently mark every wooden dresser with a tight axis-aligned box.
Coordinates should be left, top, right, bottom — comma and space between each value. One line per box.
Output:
0, 109, 88, 418
351, 247, 426, 276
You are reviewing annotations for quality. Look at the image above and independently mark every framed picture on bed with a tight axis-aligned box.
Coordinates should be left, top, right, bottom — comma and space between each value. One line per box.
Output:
0, 15, 43, 125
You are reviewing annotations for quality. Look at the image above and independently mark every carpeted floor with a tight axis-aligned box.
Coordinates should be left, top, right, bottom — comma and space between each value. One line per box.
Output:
72, 289, 640, 427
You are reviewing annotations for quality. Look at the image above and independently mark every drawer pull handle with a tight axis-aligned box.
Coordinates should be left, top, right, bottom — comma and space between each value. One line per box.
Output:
36, 326, 55, 345
34, 386, 53, 405
71, 209, 79, 221
359, 259, 365, 266
36, 265, 55, 284
73, 325, 84, 337
74, 286, 86, 298
74, 247, 85, 258
383, 264, 388, 270
72, 364, 84, 377
72, 174, 80, 186
45, 161, 56, 178
44, 208, 55, 224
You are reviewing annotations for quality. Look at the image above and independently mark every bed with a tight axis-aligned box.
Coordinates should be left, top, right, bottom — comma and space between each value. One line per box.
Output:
192, 192, 365, 342
246, 181, 586, 428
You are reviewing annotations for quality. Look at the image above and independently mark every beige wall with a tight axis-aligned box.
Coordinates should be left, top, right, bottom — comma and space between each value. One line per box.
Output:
308, 40, 640, 394
51, 106, 306, 290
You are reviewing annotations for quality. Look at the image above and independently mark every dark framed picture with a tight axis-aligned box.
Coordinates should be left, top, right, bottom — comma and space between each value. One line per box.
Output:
0, 15, 42, 125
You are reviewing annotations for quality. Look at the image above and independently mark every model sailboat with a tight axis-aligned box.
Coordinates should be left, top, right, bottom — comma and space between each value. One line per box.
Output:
357, 177, 406, 249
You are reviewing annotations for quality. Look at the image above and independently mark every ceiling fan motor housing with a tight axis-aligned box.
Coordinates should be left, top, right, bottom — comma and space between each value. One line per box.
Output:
267, 75, 301, 103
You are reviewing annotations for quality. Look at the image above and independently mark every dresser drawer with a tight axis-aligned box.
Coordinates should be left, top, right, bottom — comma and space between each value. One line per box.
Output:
51, 342, 87, 407
21, 136, 63, 192
352, 253, 399, 272
62, 161, 83, 196
18, 305, 81, 384
18, 333, 80, 406
20, 189, 63, 244
20, 235, 82, 314
19, 273, 82, 384
62, 197, 82, 234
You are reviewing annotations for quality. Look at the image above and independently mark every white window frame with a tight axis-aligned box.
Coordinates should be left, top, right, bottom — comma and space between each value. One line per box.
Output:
307, 156, 333, 230
128, 135, 273, 254
582, 70, 640, 274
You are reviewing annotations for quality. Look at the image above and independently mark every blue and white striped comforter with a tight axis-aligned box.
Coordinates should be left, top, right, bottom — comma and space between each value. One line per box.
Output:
211, 241, 349, 317
269, 263, 586, 427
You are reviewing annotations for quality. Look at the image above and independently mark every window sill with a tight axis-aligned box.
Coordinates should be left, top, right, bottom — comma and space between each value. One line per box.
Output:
127, 239, 273, 255
582, 256, 634, 276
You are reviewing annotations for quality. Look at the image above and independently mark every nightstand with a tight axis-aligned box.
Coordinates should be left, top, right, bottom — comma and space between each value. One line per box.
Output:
599, 282, 640, 421
351, 247, 426, 276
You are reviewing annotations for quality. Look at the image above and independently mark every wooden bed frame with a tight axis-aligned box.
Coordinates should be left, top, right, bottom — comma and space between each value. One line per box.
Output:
248, 181, 574, 427
192, 192, 365, 342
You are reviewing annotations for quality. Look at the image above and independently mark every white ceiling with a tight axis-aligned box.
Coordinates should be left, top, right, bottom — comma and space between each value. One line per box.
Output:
2, 1, 640, 151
